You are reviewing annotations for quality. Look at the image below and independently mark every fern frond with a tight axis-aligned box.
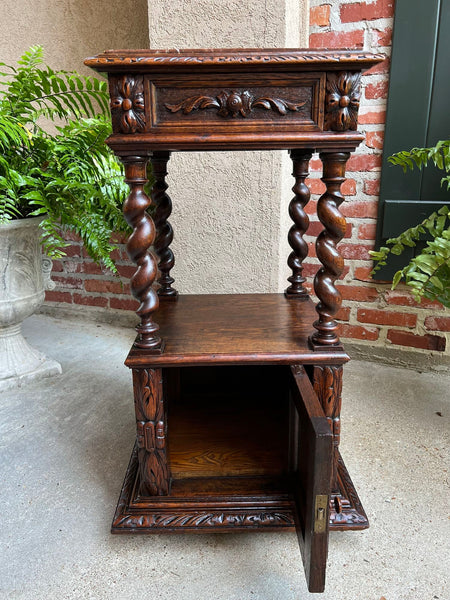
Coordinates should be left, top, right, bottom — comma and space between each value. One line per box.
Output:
0, 114, 31, 152
371, 206, 450, 307
0, 47, 127, 270
389, 140, 450, 175
1, 46, 108, 122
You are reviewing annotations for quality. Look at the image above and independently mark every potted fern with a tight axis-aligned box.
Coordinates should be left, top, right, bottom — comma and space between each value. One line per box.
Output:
0, 46, 128, 391
371, 141, 450, 308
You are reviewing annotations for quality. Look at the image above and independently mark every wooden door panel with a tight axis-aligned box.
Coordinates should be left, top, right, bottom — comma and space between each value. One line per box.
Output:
289, 365, 333, 593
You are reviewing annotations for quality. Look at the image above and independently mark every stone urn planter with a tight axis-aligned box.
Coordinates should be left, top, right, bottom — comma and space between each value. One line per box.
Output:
0, 216, 61, 392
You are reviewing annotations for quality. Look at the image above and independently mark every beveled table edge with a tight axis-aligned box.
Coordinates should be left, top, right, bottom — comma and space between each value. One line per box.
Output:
85, 47, 384, 72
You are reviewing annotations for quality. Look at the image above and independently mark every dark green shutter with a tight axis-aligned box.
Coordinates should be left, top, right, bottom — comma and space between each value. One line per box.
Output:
374, 0, 450, 279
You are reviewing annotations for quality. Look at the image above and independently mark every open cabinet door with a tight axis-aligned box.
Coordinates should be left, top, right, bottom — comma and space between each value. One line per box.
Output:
289, 365, 333, 593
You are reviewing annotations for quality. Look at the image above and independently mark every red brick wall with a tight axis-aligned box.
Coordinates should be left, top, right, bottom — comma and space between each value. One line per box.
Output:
45, 0, 450, 355
307, 0, 449, 354
45, 231, 138, 312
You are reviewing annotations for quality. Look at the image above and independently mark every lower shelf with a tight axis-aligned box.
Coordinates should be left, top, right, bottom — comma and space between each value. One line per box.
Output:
111, 443, 369, 533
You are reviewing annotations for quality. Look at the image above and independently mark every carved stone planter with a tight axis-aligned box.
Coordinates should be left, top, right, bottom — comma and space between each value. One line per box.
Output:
0, 216, 61, 392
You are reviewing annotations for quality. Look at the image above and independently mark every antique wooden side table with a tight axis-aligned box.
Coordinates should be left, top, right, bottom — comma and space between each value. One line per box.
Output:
86, 48, 383, 593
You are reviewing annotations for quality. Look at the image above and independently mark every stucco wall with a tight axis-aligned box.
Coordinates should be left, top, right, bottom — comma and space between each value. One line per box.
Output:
0, 0, 149, 74
148, 0, 309, 294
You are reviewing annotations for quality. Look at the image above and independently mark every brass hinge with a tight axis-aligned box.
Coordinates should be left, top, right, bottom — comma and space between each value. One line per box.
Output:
314, 495, 328, 533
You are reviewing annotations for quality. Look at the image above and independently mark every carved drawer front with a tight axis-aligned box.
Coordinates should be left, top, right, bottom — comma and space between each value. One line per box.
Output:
149, 74, 326, 132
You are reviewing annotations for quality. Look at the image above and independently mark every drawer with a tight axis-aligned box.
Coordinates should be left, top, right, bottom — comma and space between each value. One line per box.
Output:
149, 73, 325, 132
108, 72, 326, 135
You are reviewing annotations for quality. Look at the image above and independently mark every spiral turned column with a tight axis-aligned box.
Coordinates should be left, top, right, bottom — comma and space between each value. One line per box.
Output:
122, 155, 162, 351
151, 151, 178, 299
285, 149, 313, 298
311, 152, 350, 348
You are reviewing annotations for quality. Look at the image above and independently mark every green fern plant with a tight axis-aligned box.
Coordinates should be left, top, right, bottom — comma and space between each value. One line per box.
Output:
371, 141, 450, 308
0, 46, 129, 272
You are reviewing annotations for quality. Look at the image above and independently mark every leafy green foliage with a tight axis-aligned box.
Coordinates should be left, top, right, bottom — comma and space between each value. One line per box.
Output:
0, 45, 109, 127
0, 46, 129, 272
371, 140, 450, 307
388, 140, 450, 190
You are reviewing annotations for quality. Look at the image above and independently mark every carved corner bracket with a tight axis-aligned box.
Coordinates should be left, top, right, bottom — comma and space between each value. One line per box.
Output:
165, 90, 306, 118
133, 368, 170, 496
324, 72, 361, 131
110, 75, 146, 133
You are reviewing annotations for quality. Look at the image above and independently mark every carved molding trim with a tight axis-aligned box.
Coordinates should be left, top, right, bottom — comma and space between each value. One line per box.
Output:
110, 75, 146, 133
324, 72, 361, 131
165, 90, 306, 118
86, 51, 384, 69
113, 511, 294, 530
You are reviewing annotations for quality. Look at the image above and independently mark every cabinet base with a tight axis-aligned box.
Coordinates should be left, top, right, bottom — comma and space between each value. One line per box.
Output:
111, 444, 368, 533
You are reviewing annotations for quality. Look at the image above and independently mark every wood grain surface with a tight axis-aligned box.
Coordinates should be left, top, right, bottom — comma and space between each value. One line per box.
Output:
168, 365, 290, 478
126, 294, 349, 367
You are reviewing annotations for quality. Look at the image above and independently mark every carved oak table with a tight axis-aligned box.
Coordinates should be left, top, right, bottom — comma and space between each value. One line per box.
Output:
85, 48, 383, 593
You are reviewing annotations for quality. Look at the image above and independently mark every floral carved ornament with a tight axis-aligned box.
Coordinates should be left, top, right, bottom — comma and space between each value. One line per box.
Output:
165, 90, 306, 118
110, 75, 146, 133
325, 72, 361, 131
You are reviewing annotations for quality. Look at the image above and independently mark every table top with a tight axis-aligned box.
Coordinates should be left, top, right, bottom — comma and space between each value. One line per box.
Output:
85, 48, 383, 73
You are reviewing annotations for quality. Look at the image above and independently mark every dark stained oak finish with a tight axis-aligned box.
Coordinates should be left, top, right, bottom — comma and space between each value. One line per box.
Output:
85, 47, 383, 70
312, 364, 343, 488
86, 48, 382, 594
151, 151, 178, 299
311, 152, 350, 347
126, 294, 349, 368
122, 156, 162, 350
112, 445, 367, 532
85, 48, 382, 152
290, 365, 332, 592
285, 149, 313, 298
133, 367, 170, 495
